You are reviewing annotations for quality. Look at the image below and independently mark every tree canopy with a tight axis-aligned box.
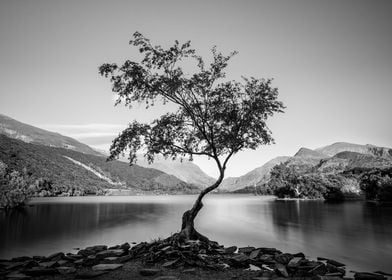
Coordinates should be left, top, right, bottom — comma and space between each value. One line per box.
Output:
99, 32, 285, 174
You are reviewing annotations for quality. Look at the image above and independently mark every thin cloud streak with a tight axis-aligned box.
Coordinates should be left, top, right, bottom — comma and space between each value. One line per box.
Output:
36, 123, 125, 142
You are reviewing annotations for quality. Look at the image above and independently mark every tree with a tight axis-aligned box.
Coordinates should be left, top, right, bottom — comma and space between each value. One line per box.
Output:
99, 32, 285, 241
0, 163, 34, 210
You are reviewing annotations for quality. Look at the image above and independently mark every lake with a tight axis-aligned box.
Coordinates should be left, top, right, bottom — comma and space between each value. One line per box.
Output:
1, 195, 391, 273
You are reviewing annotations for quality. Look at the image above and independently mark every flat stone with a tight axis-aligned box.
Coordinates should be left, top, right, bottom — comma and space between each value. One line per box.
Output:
246, 264, 262, 271
46, 252, 64, 261
101, 257, 119, 264
275, 253, 293, 265
96, 249, 125, 259
5, 272, 31, 279
258, 254, 275, 264
75, 271, 108, 279
57, 266, 76, 275
288, 257, 304, 267
22, 260, 39, 269
326, 259, 345, 268
117, 255, 133, 263
92, 264, 123, 271
38, 261, 58, 268
258, 247, 281, 255
74, 259, 85, 265
57, 260, 68, 266
22, 267, 58, 276
229, 254, 250, 268
238, 246, 256, 255
85, 245, 107, 253
120, 242, 130, 251
326, 263, 345, 275
224, 246, 237, 254
275, 262, 289, 277
293, 252, 306, 258
231, 253, 249, 262
5, 262, 24, 270
182, 268, 196, 274
77, 249, 95, 257
162, 259, 179, 268
65, 253, 83, 259
309, 263, 327, 276
140, 268, 161, 276
32, 256, 45, 261
249, 249, 261, 260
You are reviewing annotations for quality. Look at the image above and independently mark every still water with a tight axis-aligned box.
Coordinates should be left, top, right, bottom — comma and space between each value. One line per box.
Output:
1, 195, 391, 272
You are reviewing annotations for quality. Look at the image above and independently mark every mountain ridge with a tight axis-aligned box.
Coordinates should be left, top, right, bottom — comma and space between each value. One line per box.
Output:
0, 114, 103, 157
223, 143, 392, 193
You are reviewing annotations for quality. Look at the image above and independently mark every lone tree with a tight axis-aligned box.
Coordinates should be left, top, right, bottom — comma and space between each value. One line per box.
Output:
99, 32, 285, 242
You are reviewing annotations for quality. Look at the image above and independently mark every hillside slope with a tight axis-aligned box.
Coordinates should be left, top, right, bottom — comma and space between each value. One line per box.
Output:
220, 156, 290, 192
0, 135, 198, 195
0, 114, 102, 156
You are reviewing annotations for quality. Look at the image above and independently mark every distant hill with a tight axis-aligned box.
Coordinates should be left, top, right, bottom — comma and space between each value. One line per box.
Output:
294, 147, 327, 159
315, 142, 392, 159
229, 143, 392, 194
0, 114, 102, 156
0, 134, 199, 195
132, 156, 215, 188
317, 151, 392, 174
220, 156, 289, 192
266, 145, 392, 200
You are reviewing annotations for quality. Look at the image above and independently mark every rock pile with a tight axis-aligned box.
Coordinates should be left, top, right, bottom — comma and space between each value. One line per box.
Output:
0, 238, 390, 279
0, 243, 131, 279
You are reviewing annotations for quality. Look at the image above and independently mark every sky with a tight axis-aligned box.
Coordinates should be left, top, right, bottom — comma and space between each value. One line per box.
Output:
0, 0, 391, 178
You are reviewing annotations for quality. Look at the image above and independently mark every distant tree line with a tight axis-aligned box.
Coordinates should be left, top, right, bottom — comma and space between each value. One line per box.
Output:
267, 162, 392, 202
0, 160, 110, 209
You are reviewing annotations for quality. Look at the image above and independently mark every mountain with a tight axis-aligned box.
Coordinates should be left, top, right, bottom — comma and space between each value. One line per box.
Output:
228, 143, 392, 194
0, 114, 102, 156
265, 143, 392, 201
220, 156, 290, 192
132, 156, 215, 188
0, 113, 213, 191
294, 147, 327, 159
0, 134, 199, 195
315, 142, 392, 159
317, 151, 392, 174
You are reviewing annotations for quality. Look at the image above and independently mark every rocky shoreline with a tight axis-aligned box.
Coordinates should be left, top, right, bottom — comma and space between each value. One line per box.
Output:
1, 238, 391, 280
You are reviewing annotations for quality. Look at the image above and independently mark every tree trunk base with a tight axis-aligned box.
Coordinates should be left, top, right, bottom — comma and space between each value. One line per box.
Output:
167, 209, 210, 244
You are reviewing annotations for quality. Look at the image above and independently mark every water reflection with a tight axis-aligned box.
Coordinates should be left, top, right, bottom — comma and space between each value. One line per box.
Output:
1, 195, 391, 273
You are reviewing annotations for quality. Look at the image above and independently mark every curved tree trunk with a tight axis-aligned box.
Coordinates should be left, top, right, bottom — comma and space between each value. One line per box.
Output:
178, 169, 225, 241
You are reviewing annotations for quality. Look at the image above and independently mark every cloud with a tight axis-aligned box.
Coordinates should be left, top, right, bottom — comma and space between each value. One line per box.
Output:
36, 123, 125, 146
